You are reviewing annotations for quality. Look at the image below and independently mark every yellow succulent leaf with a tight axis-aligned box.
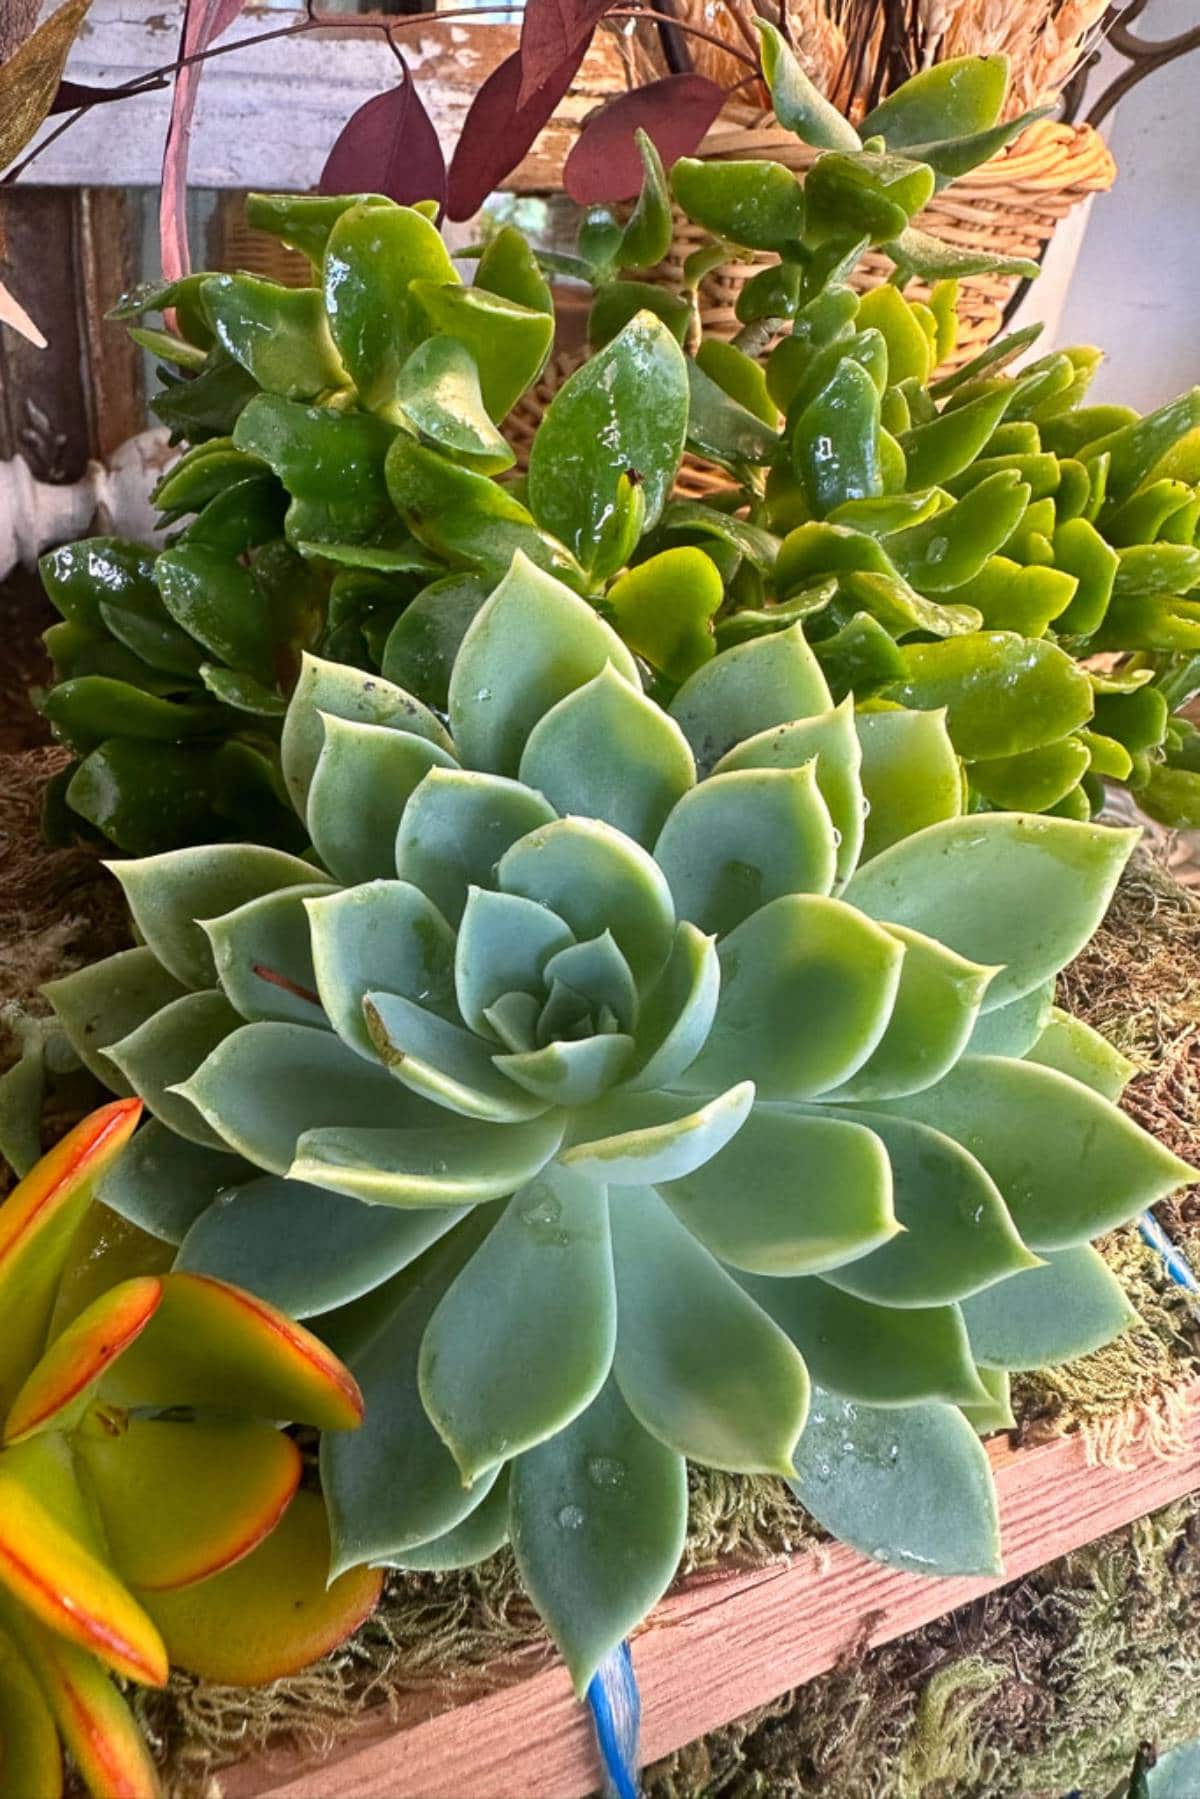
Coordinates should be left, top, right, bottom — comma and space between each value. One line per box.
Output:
5, 1279, 163, 1445
0, 1624, 63, 1799
6, 1609, 160, 1799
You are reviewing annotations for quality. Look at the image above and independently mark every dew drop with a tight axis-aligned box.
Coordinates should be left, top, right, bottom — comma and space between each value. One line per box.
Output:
587, 1455, 626, 1490
475, 686, 493, 703
557, 1504, 585, 1530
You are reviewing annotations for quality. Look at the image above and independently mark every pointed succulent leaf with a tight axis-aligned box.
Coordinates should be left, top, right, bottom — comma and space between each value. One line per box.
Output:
43, 947, 188, 1092
4, 1277, 162, 1444
878, 1055, 1195, 1249
605, 547, 723, 685
204, 882, 334, 1027
755, 19, 861, 149
292, 1112, 565, 1208
610, 1186, 808, 1473
822, 1109, 1037, 1306
420, 1166, 615, 1481
107, 844, 320, 990
153, 543, 277, 688
381, 571, 491, 711
544, 935, 638, 1034
97, 1120, 255, 1246
527, 313, 688, 567
562, 1084, 754, 1185
200, 274, 346, 399
661, 1104, 896, 1275
824, 925, 995, 1101
322, 200, 458, 418
886, 633, 1095, 762
845, 816, 1137, 1010
138, 1490, 382, 1684
790, 1389, 1002, 1577
744, 1275, 986, 1407
623, 921, 720, 1092
308, 714, 458, 885
886, 471, 1029, 592
365, 991, 549, 1122
449, 554, 639, 776
510, 1375, 687, 1695
961, 1246, 1138, 1370
408, 281, 554, 420
395, 766, 557, 926
107, 991, 244, 1149
496, 1035, 635, 1107
854, 708, 963, 859
498, 817, 675, 987
177, 1175, 465, 1318
75, 1415, 301, 1591
453, 888, 573, 1037
714, 696, 865, 887
654, 764, 838, 935
1024, 1008, 1134, 1100
960, 1366, 1015, 1434
965, 979, 1053, 1057
307, 880, 457, 1059
178, 1020, 416, 1174
686, 895, 904, 1100
0, 1627, 65, 1799
395, 336, 515, 472
669, 623, 831, 776
9, 1618, 160, 1799
281, 652, 452, 815
860, 54, 1007, 147
519, 665, 696, 847
381, 1467, 511, 1572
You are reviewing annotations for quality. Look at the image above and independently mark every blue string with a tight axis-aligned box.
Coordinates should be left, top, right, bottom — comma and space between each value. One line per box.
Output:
1139, 1210, 1200, 1305
586, 1640, 641, 1799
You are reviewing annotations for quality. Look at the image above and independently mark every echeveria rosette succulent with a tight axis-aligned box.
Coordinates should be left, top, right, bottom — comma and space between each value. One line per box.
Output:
0, 1102, 379, 1799
44, 555, 1194, 1692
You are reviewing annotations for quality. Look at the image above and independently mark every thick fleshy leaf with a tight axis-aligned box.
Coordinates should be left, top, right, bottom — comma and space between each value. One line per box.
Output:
43, 947, 188, 1092
961, 1246, 1137, 1371
395, 336, 514, 473
510, 1376, 687, 1694
139, 1489, 381, 1683
99, 1271, 363, 1429
744, 1276, 985, 1407
395, 767, 557, 927
108, 991, 243, 1149
755, 18, 861, 149
205, 883, 333, 1027
322, 201, 457, 418
7, 1617, 159, 1799
824, 925, 995, 1102
687, 895, 904, 1100
855, 709, 963, 861
365, 991, 548, 1123
654, 764, 838, 935
611, 1186, 808, 1473
382, 572, 491, 711
292, 1112, 565, 1209
790, 1389, 1002, 1576
178, 1022, 413, 1175
0, 1100, 142, 1417
77, 1415, 300, 1590
308, 714, 458, 886
449, 554, 638, 777
661, 1104, 896, 1276
623, 922, 719, 1092
495, 1035, 635, 1107
454, 888, 573, 1038
381, 1468, 511, 1572
1024, 1008, 1134, 1101
420, 1165, 615, 1481
177, 1175, 464, 1317
965, 980, 1053, 1058
108, 845, 319, 990
562, 1085, 754, 1186
888, 633, 1094, 763
528, 313, 688, 567
714, 697, 864, 888
0, 1439, 167, 1685
4, 1277, 162, 1444
879, 1056, 1195, 1250
519, 665, 695, 847
669, 623, 831, 775
97, 1120, 255, 1246
408, 282, 554, 423
0, 1627, 64, 1799
308, 880, 456, 1060
671, 157, 805, 254
822, 1109, 1037, 1306
281, 652, 451, 816
498, 817, 675, 987
845, 815, 1137, 1010
200, 274, 345, 400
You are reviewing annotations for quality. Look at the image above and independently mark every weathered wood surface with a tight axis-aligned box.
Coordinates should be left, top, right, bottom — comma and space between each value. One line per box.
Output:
17, 0, 626, 192
223, 1381, 1200, 1799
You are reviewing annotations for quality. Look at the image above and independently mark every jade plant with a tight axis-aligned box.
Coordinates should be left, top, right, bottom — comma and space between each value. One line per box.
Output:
36, 44, 1200, 850
43, 559, 1194, 1691
0, 1099, 381, 1798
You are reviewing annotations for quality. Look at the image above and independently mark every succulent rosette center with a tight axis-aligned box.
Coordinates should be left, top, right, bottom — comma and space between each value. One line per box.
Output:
48, 550, 1194, 1694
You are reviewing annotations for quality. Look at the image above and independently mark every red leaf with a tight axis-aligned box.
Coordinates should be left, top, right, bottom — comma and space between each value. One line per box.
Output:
319, 61, 446, 213
50, 79, 145, 114
517, 0, 610, 108
564, 75, 728, 203
447, 44, 586, 223
159, 0, 247, 282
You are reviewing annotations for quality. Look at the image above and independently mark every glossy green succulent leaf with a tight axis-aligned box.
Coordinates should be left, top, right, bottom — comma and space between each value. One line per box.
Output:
589, 280, 692, 353
408, 282, 554, 421
805, 153, 933, 248
616, 130, 674, 271
475, 226, 554, 315
671, 157, 805, 252
969, 738, 1091, 813
888, 225, 1038, 282
790, 1388, 1002, 1576
232, 394, 397, 544
755, 18, 861, 149
952, 556, 1076, 636
322, 201, 458, 417
905, 106, 1054, 189
510, 1375, 687, 1695
899, 387, 1012, 487
695, 341, 780, 429
886, 633, 1094, 761
792, 358, 882, 515
961, 1245, 1137, 1370
605, 547, 723, 685
40, 539, 203, 679
245, 191, 395, 264
394, 337, 515, 473
685, 357, 782, 473
153, 543, 278, 688
669, 621, 831, 774
860, 54, 1007, 146
200, 275, 345, 400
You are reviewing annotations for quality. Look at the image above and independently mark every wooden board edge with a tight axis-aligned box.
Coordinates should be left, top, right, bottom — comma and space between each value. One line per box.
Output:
222, 1378, 1200, 1799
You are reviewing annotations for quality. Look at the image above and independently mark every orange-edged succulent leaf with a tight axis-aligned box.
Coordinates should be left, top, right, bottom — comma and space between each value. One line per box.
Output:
0, 1625, 64, 1799
49, 1208, 173, 1341
0, 1101, 143, 1416
5, 1279, 164, 1445
137, 1489, 383, 1685
10, 1611, 160, 1799
99, 1273, 365, 1431
75, 1416, 301, 1592
0, 1440, 167, 1687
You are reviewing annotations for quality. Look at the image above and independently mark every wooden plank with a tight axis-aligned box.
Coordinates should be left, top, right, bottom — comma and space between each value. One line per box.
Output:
224, 1381, 1200, 1799
17, 1, 625, 192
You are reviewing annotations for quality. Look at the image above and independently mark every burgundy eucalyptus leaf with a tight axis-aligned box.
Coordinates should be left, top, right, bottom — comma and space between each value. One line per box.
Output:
516, 0, 611, 107
563, 74, 728, 204
51, 78, 153, 114
319, 63, 447, 213
160, 0, 248, 282
447, 44, 586, 223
